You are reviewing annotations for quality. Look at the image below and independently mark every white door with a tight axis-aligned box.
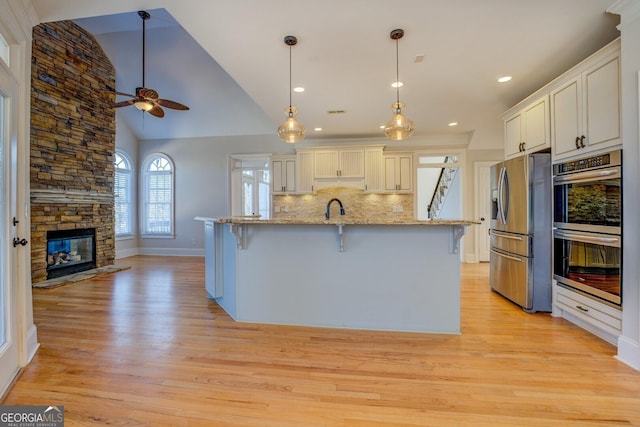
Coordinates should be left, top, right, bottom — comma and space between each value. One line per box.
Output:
475, 163, 493, 262
0, 67, 20, 392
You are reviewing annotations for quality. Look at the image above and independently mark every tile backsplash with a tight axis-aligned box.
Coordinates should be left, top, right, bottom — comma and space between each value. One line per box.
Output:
272, 187, 414, 221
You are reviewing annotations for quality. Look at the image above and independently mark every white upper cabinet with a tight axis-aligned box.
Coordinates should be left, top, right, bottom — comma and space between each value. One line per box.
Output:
384, 153, 413, 193
271, 155, 296, 194
504, 95, 549, 159
364, 147, 384, 193
314, 148, 365, 179
551, 42, 620, 160
295, 150, 314, 194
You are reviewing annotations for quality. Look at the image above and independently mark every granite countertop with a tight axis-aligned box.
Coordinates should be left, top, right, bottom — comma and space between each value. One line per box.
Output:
195, 216, 478, 226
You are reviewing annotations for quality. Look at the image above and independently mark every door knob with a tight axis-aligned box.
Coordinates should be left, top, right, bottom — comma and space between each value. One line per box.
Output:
13, 237, 28, 247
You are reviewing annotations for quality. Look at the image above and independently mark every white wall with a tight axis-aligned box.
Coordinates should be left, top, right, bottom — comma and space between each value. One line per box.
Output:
114, 114, 139, 258
137, 134, 291, 255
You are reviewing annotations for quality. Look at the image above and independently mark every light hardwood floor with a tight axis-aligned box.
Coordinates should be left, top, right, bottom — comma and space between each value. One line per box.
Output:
3, 256, 640, 426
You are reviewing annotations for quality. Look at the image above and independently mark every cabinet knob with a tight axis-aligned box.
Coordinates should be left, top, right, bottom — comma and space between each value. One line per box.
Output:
580, 135, 586, 148
575, 136, 580, 149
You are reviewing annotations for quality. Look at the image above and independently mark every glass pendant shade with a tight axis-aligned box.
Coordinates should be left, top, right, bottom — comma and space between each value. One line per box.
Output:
384, 102, 415, 141
278, 106, 306, 143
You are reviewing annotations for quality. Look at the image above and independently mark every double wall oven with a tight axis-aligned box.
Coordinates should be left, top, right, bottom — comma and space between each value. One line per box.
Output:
553, 150, 622, 306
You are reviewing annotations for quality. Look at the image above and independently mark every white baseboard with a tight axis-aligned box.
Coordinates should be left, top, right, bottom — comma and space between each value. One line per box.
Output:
23, 324, 39, 366
116, 247, 139, 259
116, 247, 205, 258
138, 247, 205, 257
616, 335, 640, 371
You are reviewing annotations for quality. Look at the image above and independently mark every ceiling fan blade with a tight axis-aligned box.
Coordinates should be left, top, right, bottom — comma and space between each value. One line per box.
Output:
147, 105, 165, 118
137, 87, 159, 99
115, 91, 137, 98
113, 100, 136, 108
156, 99, 190, 110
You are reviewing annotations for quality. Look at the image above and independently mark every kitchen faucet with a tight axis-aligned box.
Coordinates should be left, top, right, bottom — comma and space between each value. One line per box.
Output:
325, 198, 345, 219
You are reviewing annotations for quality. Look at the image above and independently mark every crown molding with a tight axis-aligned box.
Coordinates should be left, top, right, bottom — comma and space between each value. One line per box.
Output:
607, 0, 640, 28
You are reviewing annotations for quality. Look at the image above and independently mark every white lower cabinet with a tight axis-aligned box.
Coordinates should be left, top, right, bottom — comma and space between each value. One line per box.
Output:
553, 283, 622, 345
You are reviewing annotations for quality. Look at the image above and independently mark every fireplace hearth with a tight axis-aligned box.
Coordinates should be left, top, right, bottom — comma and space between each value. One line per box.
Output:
46, 228, 96, 279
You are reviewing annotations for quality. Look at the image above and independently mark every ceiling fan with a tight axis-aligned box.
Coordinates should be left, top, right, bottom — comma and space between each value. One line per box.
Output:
113, 10, 189, 118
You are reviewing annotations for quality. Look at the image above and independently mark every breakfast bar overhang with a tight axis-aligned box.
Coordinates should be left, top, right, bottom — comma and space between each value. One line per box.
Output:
195, 217, 476, 334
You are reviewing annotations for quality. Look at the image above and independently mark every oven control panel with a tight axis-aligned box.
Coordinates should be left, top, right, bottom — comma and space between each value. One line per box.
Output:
553, 150, 621, 175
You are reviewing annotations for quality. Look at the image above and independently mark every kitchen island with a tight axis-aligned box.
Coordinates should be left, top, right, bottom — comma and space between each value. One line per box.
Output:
195, 217, 476, 334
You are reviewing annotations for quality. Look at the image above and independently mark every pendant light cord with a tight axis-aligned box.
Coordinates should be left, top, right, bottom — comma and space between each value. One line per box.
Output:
288, 44, 293, 109
395, 38, 400, 104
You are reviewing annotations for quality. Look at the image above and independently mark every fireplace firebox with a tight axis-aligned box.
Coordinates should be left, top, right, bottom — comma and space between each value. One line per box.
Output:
46, 228, 96, 279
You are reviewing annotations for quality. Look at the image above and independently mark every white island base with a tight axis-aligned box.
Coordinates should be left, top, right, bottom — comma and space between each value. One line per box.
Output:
196, 218, 472, 334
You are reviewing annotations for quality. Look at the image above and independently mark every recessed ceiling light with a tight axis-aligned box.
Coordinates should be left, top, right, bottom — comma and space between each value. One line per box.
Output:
379, 125, 385, 129
391, 81, 404, 88
314, 127, 323, 131
293, 86, 305, 92
448, 122, 458, 127
498, 76, 512, 83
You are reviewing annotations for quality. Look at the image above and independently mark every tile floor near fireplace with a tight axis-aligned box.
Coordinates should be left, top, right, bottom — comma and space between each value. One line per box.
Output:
46, 228, 96, 279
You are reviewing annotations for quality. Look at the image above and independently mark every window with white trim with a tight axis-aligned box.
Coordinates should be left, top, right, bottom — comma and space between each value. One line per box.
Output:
114, 150, 133, 236
142, 153, 174, 236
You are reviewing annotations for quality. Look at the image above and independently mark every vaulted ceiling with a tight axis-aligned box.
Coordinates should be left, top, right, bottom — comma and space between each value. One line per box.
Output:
30, 0, 620, 144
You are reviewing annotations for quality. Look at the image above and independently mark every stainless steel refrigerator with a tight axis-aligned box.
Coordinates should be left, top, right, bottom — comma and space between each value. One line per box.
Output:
489, 152, 552, 312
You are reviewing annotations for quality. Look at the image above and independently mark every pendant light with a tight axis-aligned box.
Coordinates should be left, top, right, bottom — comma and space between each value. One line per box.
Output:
384, 29, 415, 141
277, 35, 306, 143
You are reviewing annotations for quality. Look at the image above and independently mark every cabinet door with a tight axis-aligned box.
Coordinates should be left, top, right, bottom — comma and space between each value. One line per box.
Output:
272, 160, 284, 193
364, 148, 384, 193
584, 56, 620, 150
296, 151, 315, 193
339, 149, 365, 178
551, 78, 581, 157
523, 95, 549, 152
384, 156, 397, 191
504, 113, 523, 158
397, 154, 412, 192
314, 150, 339, 178
283, 159, 296, 192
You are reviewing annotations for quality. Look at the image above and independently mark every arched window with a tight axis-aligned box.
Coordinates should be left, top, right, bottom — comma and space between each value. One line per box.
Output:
142, 153, 174, 236
114, 150, 133, 236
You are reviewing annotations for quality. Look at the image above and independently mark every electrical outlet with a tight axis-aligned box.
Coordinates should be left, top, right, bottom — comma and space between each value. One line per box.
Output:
284, 206, 289, 212
274, 205, 281, 213
392, 205, 403, 213
191, 238, 196, 245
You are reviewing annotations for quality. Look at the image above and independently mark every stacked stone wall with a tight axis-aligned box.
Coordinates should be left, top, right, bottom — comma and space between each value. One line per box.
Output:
30, 21, 116, 283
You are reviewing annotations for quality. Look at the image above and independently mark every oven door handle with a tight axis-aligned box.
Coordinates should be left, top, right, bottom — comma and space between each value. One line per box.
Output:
490, 248, 523, 263
554, 229, 621, 245
553, 167, 620, 184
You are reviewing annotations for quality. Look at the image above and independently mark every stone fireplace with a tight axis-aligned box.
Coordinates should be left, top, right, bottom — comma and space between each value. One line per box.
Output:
30, 21, 116, 284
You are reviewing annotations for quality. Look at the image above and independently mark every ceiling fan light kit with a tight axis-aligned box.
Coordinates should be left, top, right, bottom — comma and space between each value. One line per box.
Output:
112, 10, 189, 118
277, 35, 306, 144
384, 28, 415, 141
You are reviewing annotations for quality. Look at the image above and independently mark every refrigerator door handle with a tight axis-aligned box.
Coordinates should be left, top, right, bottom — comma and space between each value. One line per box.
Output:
491, 248, 523, 263
497, 167, 508, 224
